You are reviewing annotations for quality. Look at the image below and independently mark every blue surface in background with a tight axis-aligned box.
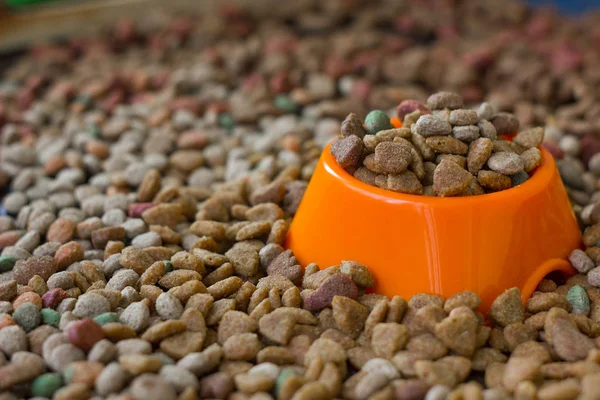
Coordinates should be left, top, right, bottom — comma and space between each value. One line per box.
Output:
528, 0, 600, 14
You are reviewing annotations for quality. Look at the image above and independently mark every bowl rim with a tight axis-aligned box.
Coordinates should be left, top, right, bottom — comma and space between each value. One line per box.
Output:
323, 141, 556, 206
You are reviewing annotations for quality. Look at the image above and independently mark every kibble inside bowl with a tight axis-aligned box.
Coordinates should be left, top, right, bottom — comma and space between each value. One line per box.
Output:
331, 91, 545, 197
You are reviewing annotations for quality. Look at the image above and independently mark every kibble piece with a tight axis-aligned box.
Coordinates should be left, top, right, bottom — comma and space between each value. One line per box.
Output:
129, 373, 177, 400
156, 293, 184, 320
513, 127, 544, 148
489, 288, 524, 327
449, 110, 478, 126
434, 308, 478, 357
341, 113, 366, 138
551, 316, 595, 361
433, 159, 473, 197
332, 295, 369, 338
491, 112, 520, 135
415, 115, 452, 138
567, 285, 590, 315
365, 110, 393, 135
427, 92, 463, 110
374, 142, 412, 174
520, 147, 542, 172
477, 170, 512, 192
467, 138, 494, 175
487, 152, 525, 175
569, 249, 595, 274
330, 135, 364, 172
452, 125, 480, 142
425, 136, 468, 155
387, 171, 423, 194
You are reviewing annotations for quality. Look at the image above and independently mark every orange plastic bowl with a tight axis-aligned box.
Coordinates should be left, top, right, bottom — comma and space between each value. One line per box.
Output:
286, 132, 581, 311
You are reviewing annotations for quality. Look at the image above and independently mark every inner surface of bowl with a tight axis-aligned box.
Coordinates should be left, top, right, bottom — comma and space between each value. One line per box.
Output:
287, 143, 581, 310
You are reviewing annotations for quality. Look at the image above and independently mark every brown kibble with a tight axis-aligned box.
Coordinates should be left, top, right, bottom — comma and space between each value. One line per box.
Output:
332, 295, 369, 338
142, 203, 184, 228
208, 276, 243, 300
141, 320, 187, 343
120, 246, 155, 275
551, 316, 595, 361
426, 136, 469, 155
102, 323, 137, 342
491, 112, 520, 135
92, 227, 126, 249
449, 109, 478, 126
304, 274, 358, 312
387, 171, 423, 194
266, 250, 302, 283
374, 141, 412, 174
477, 170, 511, 192
436, 154, 467, 168
467, 138, 494, 175
159, 269, 202, 289
513, 127, 544, 149
433, 159, 473, 197
444, 291, 481, 313
372, 323, 409, 359
341, 113, 366, 138
503, 356, 542, 392
223, 332, 261, 361
138, 169, 162, 202
521, 147, 542, 172
427, 91, 463, 110
330, 135, 364, 172
160, 331, 205, 360
13, 256, 57, 284
206, 299, 236, 325
46, 218, 76, 244
119, 354, 162, 375
490, 288, 524, 327
414, 360, 457, 387
526, 292, 568, 313
434, 308, 479, 357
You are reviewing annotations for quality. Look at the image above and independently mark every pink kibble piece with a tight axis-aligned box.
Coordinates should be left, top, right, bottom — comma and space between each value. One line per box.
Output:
129, 203, 156, 218
304, 273, 358, 311
66, 318, 105, 352
42, 288, 70, 309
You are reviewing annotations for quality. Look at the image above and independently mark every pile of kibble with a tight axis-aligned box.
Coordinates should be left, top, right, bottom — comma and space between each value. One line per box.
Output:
0, 0, 600, 399
331, 92, 544, 196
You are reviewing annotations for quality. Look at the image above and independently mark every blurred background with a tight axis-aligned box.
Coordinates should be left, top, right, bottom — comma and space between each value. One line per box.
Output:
1, 0, 599, 56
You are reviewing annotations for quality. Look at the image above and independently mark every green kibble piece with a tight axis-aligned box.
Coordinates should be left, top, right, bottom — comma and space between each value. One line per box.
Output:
63, 364, 76, 384
0, 255, 16, 272
364, 110, 393, 135
275, 368, 301, 398
41, 308, 60, 328
567, 285, 590, 315
13, 302, 41, 332
163, 260, 173, 273
218, 113, 235, 130
274, 94, 298, 114
88, 123, 101, 138
75, 94, 93, 109
93, 312, 119, 326
31, 373, 63, 397
510, 170, 529, 186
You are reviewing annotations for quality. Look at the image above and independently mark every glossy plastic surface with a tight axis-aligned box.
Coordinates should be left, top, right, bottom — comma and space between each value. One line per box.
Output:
286, 138, 581, 311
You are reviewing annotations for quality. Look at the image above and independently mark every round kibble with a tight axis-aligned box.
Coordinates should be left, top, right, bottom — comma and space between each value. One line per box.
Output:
31, 373, 64, 397
364, 110, 393, 135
